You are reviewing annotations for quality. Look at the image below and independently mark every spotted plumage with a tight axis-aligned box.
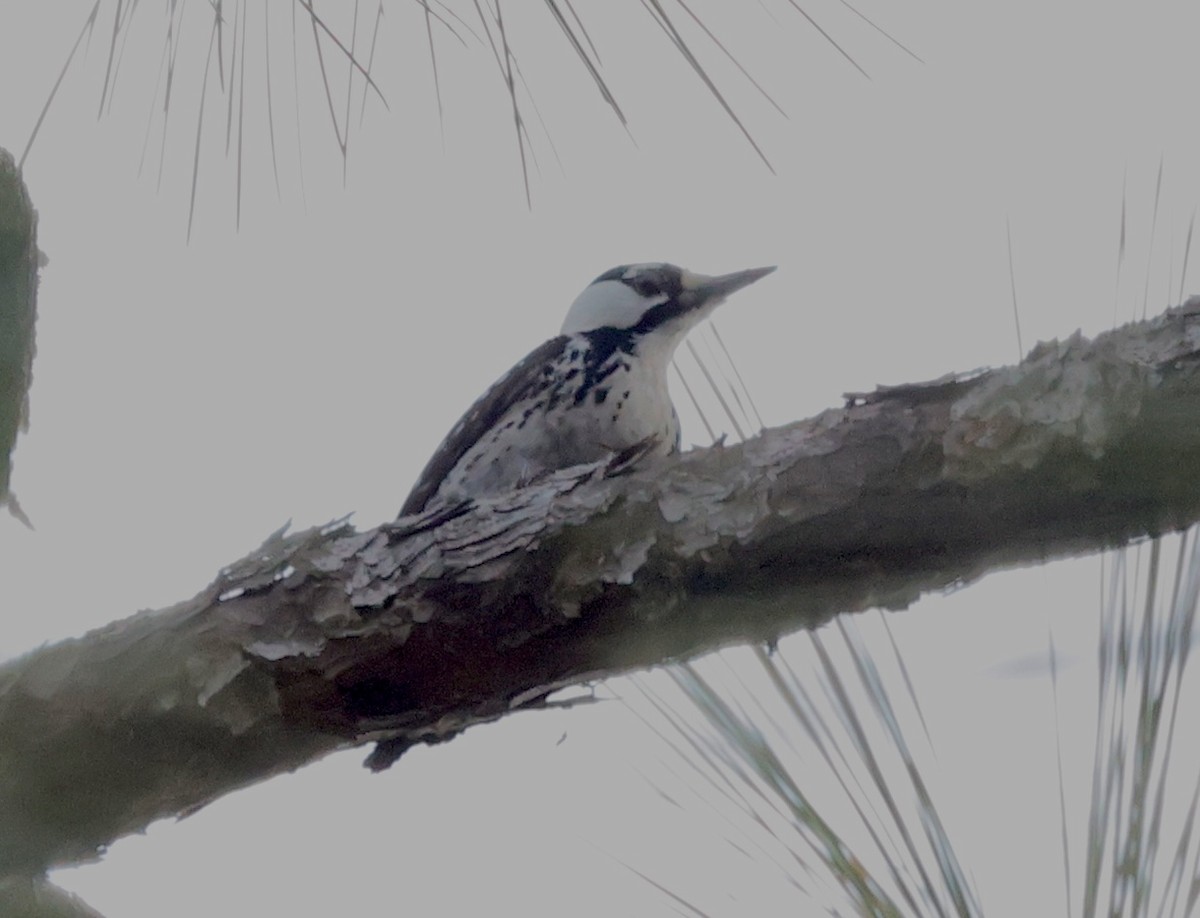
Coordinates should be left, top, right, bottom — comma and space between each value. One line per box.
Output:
399, 263, 775, 516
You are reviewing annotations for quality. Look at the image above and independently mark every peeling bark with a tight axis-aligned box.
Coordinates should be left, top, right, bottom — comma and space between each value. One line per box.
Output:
3, 300, 1200, 875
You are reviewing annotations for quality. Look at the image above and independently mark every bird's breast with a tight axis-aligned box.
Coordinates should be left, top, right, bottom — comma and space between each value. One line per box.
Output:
440, 342, 679, 501
550, 352, 678, 453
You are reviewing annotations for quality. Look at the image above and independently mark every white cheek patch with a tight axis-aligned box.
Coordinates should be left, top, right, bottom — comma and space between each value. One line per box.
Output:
561, 280, 665, 334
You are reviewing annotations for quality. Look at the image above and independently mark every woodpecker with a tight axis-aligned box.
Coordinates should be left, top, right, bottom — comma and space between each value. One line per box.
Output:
399, 263, 775, 516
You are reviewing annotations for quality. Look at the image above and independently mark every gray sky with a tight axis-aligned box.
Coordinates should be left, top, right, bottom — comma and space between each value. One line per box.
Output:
3, 1, 1200, 914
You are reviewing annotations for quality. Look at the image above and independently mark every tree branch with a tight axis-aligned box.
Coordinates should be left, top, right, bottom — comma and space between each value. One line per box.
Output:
4, 299, 1200, 875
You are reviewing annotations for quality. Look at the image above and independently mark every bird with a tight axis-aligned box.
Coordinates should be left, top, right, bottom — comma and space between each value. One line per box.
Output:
398, 262, 775, 516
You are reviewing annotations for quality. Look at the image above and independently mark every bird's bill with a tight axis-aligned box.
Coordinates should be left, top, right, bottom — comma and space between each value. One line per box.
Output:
679, 265, 776, 308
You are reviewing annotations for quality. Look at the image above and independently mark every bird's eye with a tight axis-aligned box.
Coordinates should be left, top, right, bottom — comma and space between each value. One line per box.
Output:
632, 278, 660, 297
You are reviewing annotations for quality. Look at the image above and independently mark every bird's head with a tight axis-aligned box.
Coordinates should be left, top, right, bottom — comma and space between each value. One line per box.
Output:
560, 263, 776, 345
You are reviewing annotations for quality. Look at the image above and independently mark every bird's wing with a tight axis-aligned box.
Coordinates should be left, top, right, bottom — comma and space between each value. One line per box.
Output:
399, 334, 570, 516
